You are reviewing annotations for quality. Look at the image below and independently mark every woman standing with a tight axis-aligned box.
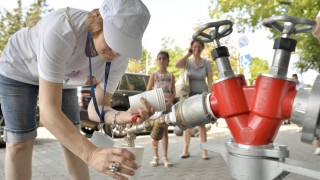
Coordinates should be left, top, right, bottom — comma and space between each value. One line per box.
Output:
0, 0, 151, 180
175, 40, 213, 160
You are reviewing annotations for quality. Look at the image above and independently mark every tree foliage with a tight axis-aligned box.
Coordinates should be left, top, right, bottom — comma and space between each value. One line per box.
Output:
0, 0, 52, 56
248, 57, 269, 83
209, 0, 320, 73
126, 46, 152, 74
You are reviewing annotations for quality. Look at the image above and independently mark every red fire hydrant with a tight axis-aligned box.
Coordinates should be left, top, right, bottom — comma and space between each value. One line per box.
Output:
192, 16, 317, 146
209, 73, 296, 145
125, 16, 320, 180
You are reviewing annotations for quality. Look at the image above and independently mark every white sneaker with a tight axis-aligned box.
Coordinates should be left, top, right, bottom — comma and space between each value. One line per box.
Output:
314, 148, 320, 155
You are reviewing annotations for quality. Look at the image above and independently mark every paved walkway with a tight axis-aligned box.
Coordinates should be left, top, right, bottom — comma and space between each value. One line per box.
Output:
0, 122, 320, 180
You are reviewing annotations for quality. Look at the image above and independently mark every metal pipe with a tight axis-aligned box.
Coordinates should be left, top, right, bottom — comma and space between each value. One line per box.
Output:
125, 93, 217, 140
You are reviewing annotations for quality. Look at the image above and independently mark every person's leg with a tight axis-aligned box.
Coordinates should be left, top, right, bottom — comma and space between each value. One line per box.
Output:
314, 139, 320, 155
149, 139, 159, 167
61, 89, 90, 179
6, 139, 35, 180
61, 145, 90, 179
181, 128, 191, 158
162, 128, 168, 158
161, 127, 172, 167
153, 143, 159, 158
198, 125, 209, 159
0, 75, 39, 180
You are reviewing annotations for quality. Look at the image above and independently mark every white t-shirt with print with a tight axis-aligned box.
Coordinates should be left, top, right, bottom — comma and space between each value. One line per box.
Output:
0, 8, 128, 94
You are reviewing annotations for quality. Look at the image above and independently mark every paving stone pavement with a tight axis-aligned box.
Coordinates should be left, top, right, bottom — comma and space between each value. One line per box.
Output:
0, 122, 320, 180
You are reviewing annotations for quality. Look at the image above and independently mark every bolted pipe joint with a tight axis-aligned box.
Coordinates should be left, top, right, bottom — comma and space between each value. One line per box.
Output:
291, 75, 320, 143
170, 93, 217, 131
125, 93, 218, 142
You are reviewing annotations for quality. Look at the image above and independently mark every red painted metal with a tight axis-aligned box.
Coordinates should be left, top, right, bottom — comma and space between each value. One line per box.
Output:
281, 90, 297, 118
213, 76, 248, 117
209, 75, 297, 145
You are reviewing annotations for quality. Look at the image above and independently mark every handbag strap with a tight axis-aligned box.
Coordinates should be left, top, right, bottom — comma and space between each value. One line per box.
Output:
185, 59, 190, 70
59, 7, 76, 36
35, 7, 76, 36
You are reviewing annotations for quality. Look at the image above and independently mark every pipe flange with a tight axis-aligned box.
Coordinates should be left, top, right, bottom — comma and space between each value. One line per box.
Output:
225, 139, 289, 158
213, 74, 244, 84
259, 73, 296, 82
205, 93, 218, 120
301, 75, 320, 143
201, 92, 218, 123
291, 88, 311, 126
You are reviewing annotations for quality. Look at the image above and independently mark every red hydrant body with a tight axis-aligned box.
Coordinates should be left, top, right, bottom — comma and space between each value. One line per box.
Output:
210, 75, 297, 145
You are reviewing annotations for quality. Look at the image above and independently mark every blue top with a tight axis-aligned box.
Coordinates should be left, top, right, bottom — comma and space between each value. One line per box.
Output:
187, 58, 212, 94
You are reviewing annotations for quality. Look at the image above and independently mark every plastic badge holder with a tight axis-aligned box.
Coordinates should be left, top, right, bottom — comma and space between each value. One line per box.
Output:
91, 131, 115, 148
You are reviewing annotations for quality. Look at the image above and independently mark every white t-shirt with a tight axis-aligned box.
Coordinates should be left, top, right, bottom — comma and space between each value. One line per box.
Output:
296, 82, 306, 90
0, 8, 128, 94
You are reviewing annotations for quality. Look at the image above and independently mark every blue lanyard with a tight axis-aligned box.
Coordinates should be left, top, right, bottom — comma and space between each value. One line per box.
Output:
88, 32, 111, 124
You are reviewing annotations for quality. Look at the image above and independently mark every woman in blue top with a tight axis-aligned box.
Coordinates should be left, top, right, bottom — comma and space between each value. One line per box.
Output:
175, 40, 213, 160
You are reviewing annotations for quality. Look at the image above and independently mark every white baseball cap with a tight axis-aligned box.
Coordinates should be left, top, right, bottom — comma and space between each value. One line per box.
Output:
99, 0, 150, 59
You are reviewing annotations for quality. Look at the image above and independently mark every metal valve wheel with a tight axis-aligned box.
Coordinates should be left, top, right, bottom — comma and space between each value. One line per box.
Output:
262, 15, 316, 36
192, 20, 233, 42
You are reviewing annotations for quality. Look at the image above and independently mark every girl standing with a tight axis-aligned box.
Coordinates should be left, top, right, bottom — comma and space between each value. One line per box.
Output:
146, 51, 175, 167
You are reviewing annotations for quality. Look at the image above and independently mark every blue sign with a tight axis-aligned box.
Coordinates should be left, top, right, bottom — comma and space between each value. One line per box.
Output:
240, 54, 252, 68
239, 36, 249, 48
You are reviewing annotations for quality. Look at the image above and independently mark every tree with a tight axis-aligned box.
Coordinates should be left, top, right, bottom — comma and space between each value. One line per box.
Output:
126, 46, 152, 74
0, 0, 52, 56
248, 57, 269, 83
209, 0, 320, 73
127, 37, 185, 77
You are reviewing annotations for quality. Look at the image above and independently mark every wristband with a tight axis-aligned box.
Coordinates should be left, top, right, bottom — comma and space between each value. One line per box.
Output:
112, 111, 121, 128
317, 11, 320, 17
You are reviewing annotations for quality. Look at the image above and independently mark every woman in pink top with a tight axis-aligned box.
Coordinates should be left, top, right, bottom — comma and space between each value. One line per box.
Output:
146, 51, 176, 167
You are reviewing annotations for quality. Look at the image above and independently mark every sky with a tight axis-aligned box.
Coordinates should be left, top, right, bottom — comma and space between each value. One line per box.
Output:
0, 0, 318, 84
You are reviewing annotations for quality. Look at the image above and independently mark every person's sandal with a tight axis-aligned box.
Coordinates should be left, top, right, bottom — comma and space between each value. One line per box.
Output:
202, 154, 210, 160
163, 157, 173, 167
180, 152, 190, 158
149, 157, 159, 167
